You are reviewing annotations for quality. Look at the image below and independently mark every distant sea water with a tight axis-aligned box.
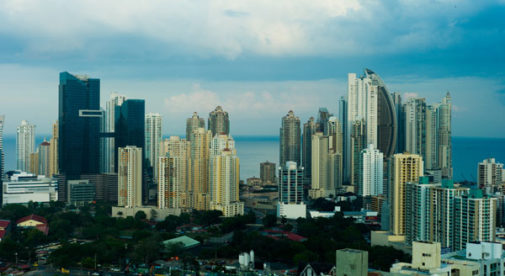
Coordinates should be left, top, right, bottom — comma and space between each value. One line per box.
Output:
2, 135, 505, 182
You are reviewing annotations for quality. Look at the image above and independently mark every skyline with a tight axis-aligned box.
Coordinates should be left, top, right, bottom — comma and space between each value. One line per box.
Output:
0, 0, 504, 137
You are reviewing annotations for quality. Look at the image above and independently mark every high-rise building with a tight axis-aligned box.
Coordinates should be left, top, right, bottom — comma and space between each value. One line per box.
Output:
390, 153, 423, 236
16, 120, 35, 172
208, 106, 230, 137
38, 140, 51, 177
477, 158, 504, 190
277, 161, 306, 219
161, 136, 191, 208
279, 110, 301, 167
454, 189, 497, 250
316, 107, 331, 134
438, 92, 452, 179
49, 121, 59, 177
190, 128, 212, 210
103, 93, 126, 174
327, 117, 343, 155
392, 92, 405, 154
425, 105, 439, 171
59, 72, 101, 178
302, 117, 317, 186
350, 119, 366, 187
337, 97, 348, 183
158, 156, 177, 209
186, 112, 205, 141
209, 135, 244, 217
117, 146, 142, 208
145, 113, 162, 182
29, 152, 39, 175
310, 132, 329, 199
260, 161, 276, 185
359, 144, 383, 196
405, 97, 427, 158
0, 115, 4, 178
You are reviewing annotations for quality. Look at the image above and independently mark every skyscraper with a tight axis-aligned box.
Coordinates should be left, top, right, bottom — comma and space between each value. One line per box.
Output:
59, 72, 101, 178
190, 128, 212, 210
49, 121, 59, 177
145, 113, 162, 182
359, 144, 383, 196
161, 136, 191, 208
392, 92, 405, 154
186, 112, 205, 141
309, 132, 332, 199
316, 107, 331, 134
260, 161, 276, 185
302, 117, 317, 186
118, 146, 142, 208
103, 93, 126, 174
425, 105, 439, 171
337, 97, 348, 183
390, 153, 423, 236
209, 134, 243, 217
350, 119, 366, 187
438, 92, 452, 179
208, 106, 230, 137
38, 140, 51, 177
158, 156, 177, 209
404, 97, 427, 159
478, 158, 504, 190
280, 110, 301, 167
277, 161, 305, 218
16, 120, 35, 172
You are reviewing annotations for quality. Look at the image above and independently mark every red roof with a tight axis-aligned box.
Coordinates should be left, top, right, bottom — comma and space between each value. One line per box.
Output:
0, 230, 6, 239
262, 229, 307, 242
16, 214, 47, 225
36, 224, 49, 236
0, 220, 10, 228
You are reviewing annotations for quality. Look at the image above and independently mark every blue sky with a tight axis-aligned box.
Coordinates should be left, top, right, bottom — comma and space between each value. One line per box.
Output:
0, 0, 504, 137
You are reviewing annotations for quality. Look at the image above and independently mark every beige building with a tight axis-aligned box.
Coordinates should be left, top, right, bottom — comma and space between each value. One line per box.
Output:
49, 121, 58, 177
118, 146, 142, 208
190, 128, 212, 210
336, 248, 368, 276
390, 241, 451, 275
390, 153, 423, 236
161, 136, 191, 208
158, 156, 176, 209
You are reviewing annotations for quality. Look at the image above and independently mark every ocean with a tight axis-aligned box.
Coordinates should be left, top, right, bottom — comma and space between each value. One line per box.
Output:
2, 135, 505, 182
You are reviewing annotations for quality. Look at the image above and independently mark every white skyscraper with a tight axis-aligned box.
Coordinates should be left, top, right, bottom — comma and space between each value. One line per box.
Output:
16, 120, 35, 172
145, 113, 162, 182
359, 144, 383, 196
347, 73, 378, 148
104, 93, 126, 173
118, 146, 142, 208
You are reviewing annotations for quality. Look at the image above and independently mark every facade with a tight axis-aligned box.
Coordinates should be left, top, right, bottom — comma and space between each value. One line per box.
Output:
158, 156, 177, 209
67, 179, 96, 205
443, 242, 504, 276
478, 158, 504, 190
260, 161, 276, 185
277, 161, 305, 219
17, 120, 35, 172
358, 144, 383, 196
49, 121, 59, 177
208, 106, 230, 137
209, 135, 244, 217
190, 128, 212, 210
2, 172, 58, 206
279, 110, 301, 167
310, 132, 329, 199
350, 119, 366, 187
58, 72, 101, 178
438, 92, 452, 179
80, 173, 118, 203
103, 93, 126, 174
186, 112, 205, 142
38, 140, 51, 177
453, 189, 497, 251
145, 113, 162, 182
161, 136, 191, 209
390, 153, 423, 236
337, 97, 348, 183
335, 249, 368, 276
391, 241, 451, 275
302, 117, 317, 186
117, 146, 143, 208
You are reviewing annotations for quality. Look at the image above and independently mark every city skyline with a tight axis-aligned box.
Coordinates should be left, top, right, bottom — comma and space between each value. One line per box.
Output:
0, 1, 504, 137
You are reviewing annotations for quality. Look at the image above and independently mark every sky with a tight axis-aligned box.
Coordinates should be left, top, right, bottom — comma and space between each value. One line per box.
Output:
0, 0, 504, 137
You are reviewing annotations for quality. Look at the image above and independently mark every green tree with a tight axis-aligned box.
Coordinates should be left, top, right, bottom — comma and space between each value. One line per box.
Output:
134, 211, 147, 221
263, 214, 277, 227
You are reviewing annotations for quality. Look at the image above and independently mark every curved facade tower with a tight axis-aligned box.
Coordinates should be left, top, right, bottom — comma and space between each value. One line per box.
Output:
365, 69, 397, 158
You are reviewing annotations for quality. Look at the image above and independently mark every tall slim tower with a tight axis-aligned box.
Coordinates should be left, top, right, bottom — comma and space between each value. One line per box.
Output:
49, 121, 59, 176
302, 117, 317, 185
59, 72, 101, 178
278, 161, 304, 204
186, 112, 205, 141
145, 113, 162, 182
158, 156, 176, 209
309, 132, 330, 199
337, 97, 348, 182
160, 136, 191, 208
103, 93, 126, 173
208, 106, 230, 137
438, 92, 452, 179
17, 120, 35, 172
279, 110, 301, 167
390, 153, 423, 236
350, 120, 367, 187
404, 97, 427, 158
190, 128, 212, 210
118, 146, 143, 208
38, 139, 51, 177
359, 144, 384, 196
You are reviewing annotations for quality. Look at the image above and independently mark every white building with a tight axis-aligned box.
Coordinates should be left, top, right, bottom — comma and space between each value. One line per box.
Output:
118, 146, 142, 208
16, 120, 35, 172
278, 161, 306, 219
2, 172, 58, 205
478, 158, 504, 190
358, 144, 383, 196
145, 113, 162, 183
102, 93, 126, 173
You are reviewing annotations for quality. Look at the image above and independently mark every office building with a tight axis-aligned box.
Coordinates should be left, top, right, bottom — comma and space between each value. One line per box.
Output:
161, 136, 191, 208
335, 249, 368, 276
478, 158, 504, 190
208, 106, 230, 137
209, 135, 244, 217
302, 117, 317, 186
279, 110, 301, 167
103, 93, 126, 173
358, 144, 383, 196
59, 72, 101, 178
38, 140, 50, 177
118, 146, 143, 208
49, 121, 58, 176
277, 161, 305, 219
145, 113, 162, 182
190, 128, 212, 210
17, 120, 35, 172
260, 161, 276, 185
454, 189, 497, 251
2, 172, 58, 206
390, 153, 423, 236
186, 112, 205, 141
67, 179, 96, 205
80, 173, 118, 203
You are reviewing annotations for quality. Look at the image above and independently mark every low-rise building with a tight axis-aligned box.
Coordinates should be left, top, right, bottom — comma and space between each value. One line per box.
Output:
2, 172, 58, 205
390, 241, 451, 275
442, 242, 504, 276
336, 248, 368, 276
16, 214, 49, 235
0, 220, 11, 241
